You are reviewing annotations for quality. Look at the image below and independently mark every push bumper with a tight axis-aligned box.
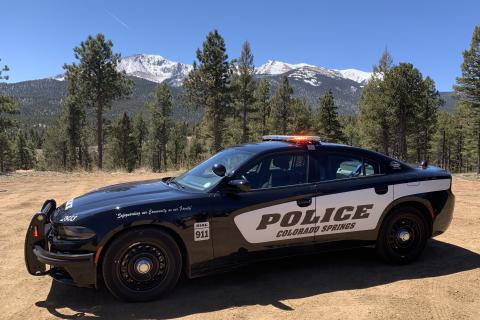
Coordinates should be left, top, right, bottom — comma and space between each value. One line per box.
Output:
24, 200, 96, 287
33, 245, 93, 266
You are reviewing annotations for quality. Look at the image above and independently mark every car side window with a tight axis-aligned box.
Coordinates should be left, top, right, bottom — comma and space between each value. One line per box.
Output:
364, 159, 380, 176
240, 152, 308, 190
335, 157, 363, 179
311, 152, 381, 181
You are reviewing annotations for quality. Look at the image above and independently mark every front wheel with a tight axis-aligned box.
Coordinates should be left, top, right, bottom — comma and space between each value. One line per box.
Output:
102, 228, 182, 302
376, 207, 429, 264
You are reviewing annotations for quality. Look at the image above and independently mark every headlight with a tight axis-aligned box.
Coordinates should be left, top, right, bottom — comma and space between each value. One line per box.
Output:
57, 226, 96, 240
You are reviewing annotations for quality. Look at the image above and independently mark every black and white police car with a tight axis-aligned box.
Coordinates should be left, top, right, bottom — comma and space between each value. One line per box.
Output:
25, 135, 454, 301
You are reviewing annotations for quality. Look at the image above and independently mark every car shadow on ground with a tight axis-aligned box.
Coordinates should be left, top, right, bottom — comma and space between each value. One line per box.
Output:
35, 239, 480, 319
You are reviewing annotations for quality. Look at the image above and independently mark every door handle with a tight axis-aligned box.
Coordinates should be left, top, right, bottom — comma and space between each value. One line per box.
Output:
297, 198, 312, 207
374, 185, 389, 195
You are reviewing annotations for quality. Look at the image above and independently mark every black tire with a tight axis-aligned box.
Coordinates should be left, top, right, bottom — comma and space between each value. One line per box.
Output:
376, 207, 429, 264
102, 228, 182, 302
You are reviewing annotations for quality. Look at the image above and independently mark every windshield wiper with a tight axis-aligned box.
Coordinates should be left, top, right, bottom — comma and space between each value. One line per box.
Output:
168, 178, 184, 189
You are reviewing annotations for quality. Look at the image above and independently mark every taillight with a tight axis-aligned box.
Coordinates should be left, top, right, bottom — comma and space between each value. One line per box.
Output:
33, 226, 39, 238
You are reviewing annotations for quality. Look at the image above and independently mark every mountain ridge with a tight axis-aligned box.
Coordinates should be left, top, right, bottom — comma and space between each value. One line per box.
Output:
50, 54, 373, 86
0, 54, 455, 126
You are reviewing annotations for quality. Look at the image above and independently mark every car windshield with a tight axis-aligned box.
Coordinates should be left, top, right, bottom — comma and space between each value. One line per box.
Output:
174, 148, 255, 191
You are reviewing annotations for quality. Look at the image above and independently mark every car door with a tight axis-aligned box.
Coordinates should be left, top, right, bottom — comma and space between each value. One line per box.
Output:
311, 151, 394, 241
209, 150, 318, 261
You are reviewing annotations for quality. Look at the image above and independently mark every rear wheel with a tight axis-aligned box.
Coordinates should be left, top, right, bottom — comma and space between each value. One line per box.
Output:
376, 207, 429, 264
102, 228, 182, 302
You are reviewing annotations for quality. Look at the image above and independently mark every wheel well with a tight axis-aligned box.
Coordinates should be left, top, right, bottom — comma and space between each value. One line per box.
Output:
382, 201, 433, 237
95, 225, 189, 284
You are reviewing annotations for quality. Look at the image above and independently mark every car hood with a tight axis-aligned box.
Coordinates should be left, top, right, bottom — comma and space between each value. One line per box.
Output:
52, 179, 184, 221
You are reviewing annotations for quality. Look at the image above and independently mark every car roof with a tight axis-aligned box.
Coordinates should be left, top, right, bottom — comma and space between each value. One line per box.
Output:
231, 140, 394, 163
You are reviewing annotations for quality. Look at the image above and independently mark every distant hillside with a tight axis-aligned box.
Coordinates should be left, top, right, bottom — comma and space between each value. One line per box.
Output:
256, 68, 364, 114
0, 55, 456, 127
0, 77, 199, 126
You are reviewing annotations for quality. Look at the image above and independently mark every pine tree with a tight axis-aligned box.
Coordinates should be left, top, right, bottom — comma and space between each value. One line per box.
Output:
289, 98, 312, 134
29, 128, 44, 149
62, 67, 91, 169
384, 63, 424, 161
148, 83, 172, 172
271, 75, 293, 134
42, 118, 69, 170
340, 115, 359, 146
231, 41, 257, 143
0, 59, 18, 172
184, 30, 231, 152
373, 47, 393, 75
14, 130, 35, 170
254, 78, 271, 137
168, 122, 188, 169
108, 112, 137, 172
359, 50, 393, 154
315, 90, 345, 143
434, 111, 455, 170
0, 59, 10, 81
132, 113, 148, 167
454, 25, 480, 173
445, 102, 478, 172
65, 99, 84, 168
186, 124, 205, 166
63, 34, 133, 169
414, 77, 443, 162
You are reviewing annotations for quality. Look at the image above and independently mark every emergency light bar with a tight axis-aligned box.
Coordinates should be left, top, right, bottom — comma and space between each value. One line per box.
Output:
262, 135, 322, 144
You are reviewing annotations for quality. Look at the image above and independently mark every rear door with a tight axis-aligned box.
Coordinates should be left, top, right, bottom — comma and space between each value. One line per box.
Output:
311, 151, 394, 241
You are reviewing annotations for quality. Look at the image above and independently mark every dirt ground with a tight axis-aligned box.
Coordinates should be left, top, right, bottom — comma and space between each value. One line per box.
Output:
0, 171, 478, 320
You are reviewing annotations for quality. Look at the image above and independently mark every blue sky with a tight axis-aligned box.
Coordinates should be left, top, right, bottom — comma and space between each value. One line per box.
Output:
1, 0, 479, 91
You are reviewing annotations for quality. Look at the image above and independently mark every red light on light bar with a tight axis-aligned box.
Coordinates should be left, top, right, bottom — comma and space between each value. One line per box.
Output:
262, 135, 321, 144
291, 136, 309, 141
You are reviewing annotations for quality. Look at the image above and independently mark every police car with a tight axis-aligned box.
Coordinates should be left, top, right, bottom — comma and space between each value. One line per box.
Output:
25, 135, 454, 302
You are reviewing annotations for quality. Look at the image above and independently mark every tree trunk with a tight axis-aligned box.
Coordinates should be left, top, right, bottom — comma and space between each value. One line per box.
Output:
242, 102, 247, 143
399, 110, 407, 161
477, 122, 480, 174
138, 141, 142, 167
381, 120, 389, 156
63, 144, 67, 170
441, 130, 446, 169
163, 143, 167, 170
96, 105, 103, 169
262, 113, 267, 136
78, 145, 82, 167
213, 113, 221, 152
158, 148, 162, 172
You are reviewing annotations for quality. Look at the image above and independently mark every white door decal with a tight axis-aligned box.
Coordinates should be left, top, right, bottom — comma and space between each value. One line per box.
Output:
234, 179, 451, 244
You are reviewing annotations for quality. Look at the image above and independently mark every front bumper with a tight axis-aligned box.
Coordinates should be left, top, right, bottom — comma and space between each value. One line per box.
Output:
24, 201, 97, 287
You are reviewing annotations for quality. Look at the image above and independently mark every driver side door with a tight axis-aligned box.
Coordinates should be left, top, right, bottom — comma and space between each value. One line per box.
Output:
209, 150, 318, 262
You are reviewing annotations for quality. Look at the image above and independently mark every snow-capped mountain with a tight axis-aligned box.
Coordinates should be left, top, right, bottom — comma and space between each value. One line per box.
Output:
52, 54, 372, 87
333, 69, 373, 84
117, 54, 192, 86
256, 60, 372, 84
2, 55, 454, 125
254, 60, 315, 75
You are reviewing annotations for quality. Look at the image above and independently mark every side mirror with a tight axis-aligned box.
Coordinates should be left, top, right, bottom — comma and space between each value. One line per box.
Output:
420, 160, 428, 169
228, 179, 251, 192
212, 163, 226, 177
